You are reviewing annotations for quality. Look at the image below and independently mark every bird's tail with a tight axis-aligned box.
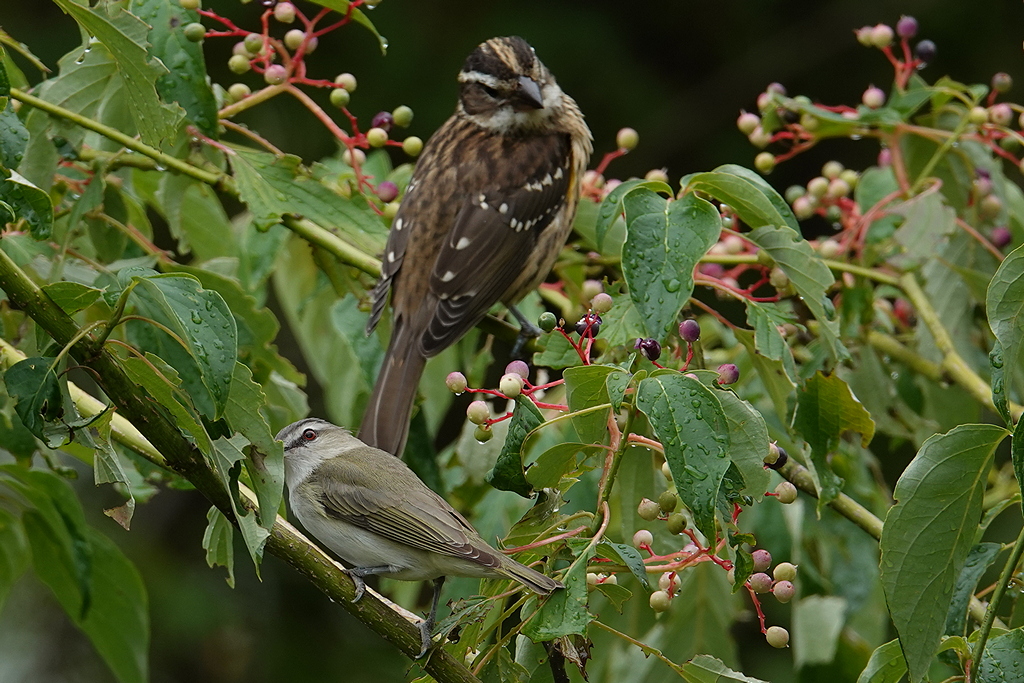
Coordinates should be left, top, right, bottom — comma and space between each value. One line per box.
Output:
498, 557, 563, 595
358, 326, 427, 457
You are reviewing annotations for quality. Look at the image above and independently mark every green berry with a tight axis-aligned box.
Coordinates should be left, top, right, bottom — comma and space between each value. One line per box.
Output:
754, 152, 776, 174
228, 54, 251, 74
183, 22, 206, 42
870, 23, 894, 48
467, 401, 490, 425
649, 590, 671, 612
737, 111, 760, 135
243, 33, 264, 54
821, 160, 844, 179
819, 239, 842, 259
474, 425, 493, 443
616, 127, 639, 150
179, 0, 200, 9
274, 1, 297, 23
773, 562, 798, 582
284, 29, 305, 51
775, 481, 798, 504
969, 106, 990, 125
499, 373, 524, 398
227, 83, 251, 101
766, 626, 790, 648
538, 311, 558, 332
366, 127, 389, 147
748, 126, 772, 148
784, 185, 805, 204
334, 72, 357, 92
838, 168, 860, 188
402, 136, 423, 157
807, 176, 829, 198
591, 292, 613, 314
666, 513, 687, 535
637, 498, 661, 521
645, 168, 669, 183
343, 147, 366, 167
330, 88, 351, 108
658, 490, 678, 514
383, 201, 400, 220
392, 105, 414, 127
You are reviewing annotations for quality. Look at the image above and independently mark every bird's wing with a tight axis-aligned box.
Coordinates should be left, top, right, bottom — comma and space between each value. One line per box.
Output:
314, 458, 503, 569
422, 134, 573, 355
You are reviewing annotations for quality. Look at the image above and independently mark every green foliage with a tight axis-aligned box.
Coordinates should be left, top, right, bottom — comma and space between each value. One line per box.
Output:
2, 5, 1024, 683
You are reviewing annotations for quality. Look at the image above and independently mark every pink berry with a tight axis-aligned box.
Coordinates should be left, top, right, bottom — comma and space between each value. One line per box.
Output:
751, 549, 772, 572
632, 529, 654, 548
679, 319, 700, 343
505, 360, 529, 379
862, 86, 886, 109
748, 572, 773, 593
896, 15, 918, 39
717, 364, 739, 385
773, 580, 795, 603
264, 65, 288, 85
445, 371, 467, 394
991, 226, 1012, 249
737, 111, 760, 135
376, 181, 398, 203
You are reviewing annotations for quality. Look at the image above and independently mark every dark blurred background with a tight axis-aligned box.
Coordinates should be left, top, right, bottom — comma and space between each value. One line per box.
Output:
1, 0, 1023, 681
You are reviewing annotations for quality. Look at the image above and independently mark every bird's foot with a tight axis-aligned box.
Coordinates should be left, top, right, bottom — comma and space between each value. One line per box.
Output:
509, 305, 543, 359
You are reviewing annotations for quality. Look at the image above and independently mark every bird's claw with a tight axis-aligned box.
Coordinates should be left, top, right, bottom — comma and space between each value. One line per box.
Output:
346, 570, 367, 602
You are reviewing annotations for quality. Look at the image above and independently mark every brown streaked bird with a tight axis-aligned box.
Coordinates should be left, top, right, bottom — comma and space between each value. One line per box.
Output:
278, 418, 562, 657
361, 36, 592, 457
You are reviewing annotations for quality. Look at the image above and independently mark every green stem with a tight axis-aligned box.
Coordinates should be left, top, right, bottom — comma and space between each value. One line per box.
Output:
11, 88, 227, 188
95, 280, 138, 347
971, 525, 1024, 680
909, 111, 975, 195
700, 253, 901, 286
283, 215, 381, 278
590, 620, 685, 675
597, 408, 635, 517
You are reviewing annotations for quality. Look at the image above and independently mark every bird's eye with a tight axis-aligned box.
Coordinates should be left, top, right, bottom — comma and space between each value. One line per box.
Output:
480, 84, 499, 98
301, 428, 317, 442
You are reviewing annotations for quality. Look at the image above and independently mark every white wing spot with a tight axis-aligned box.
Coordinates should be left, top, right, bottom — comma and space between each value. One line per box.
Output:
455, 237, 471, 250
387, 251, 396, 263
477, 194, 486, 203
480, 201, 489, 210
439, 292, 450, 300
510, 218, 519, 230
554, 167, 564, 180
499, 203, 508, 214
441, 271, 456, 282
395, 218, 404, 231
542, 173, 553, 186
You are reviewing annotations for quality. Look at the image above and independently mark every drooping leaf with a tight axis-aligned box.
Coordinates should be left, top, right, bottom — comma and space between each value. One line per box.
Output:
987, 244, 1024, 408
744, 300, 793, 361
622, 189, 721, 340
126, 270, 237, 419
486, 396, 543, 498
0, 105, 29, 169
684, 163, 800, 232
856, 640, 908, 683
635, 372, 730, 540
715, 388, 770, 499
5, 356, 63, 439
945, 543, 1001, 637
520, 546, 594, 641
121, 353, 214, 456
203, 505, 236, 588
210, 434, 270, 568
678, 654, 768, 683
1, 168, 53, 238
88, 410, 136, 530
42, 281, 102, 314
596, 541, 649, 590
793, 595, 847, 668
746, 224, 847, 363
525, 442, 602, 489
793, 372, 875, 509
53, 0, 183, 146
880, 424, 1008, 683
304, 0, 388, 53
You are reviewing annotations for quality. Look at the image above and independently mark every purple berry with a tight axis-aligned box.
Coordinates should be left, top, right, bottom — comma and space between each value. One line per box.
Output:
914, 40, 936, 64
505, 360, 530, 379
575, 314, 602, 337
991, 226, 1012, 249
375, 181, 398, 203
896, 15, 918, 39
748, 572, 773, 594
635, 338, 662, 362
878, 148, 892, 167
717, 363, 739, 385
371, 111, 394, 132
700, 263, 724, 278
751, 549, 772, 572
679, 319, 701, 343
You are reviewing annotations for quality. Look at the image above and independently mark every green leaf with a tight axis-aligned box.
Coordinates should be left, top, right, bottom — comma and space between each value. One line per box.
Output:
635, 373, 730, 540
1015, 414, 1024, 518
211, 434, 270, 567
716, 389, 770, 499
746, 224, 847, 362
121, 353, 214, 456
53, 0, 182, 146
592, 582, 632, 613
0, 508, 28, 613
1, 168, 53, 238
793, 595, 847, 668
226, 362, 284, 533
151, 176, 236, 261
856, 640, 908, 683
593, 288, 645, 349
525, 442, 601, 489
89, 410, 136, 530
684, 163, 800, 232
596, 541, 649, 590
229, 148, 387, 254
563, 365, 615, 444
594, 178, 671, 249
131, 0, 218, 137
990, 341, 1010, 428
679, 654, 768, 683
486, 396, 543, 498
305, 0, 388, 53
890, 190, 957, 266
0, 104, 29, 168
479, 646, 529, 683
856, 167, 901, 242
945, 542, 1001, 637
987, 244, 1024, 408
5, 356, 63, 439
622, 189, 721, 339
42, 281, 102, 314
734, 328, 796, 422
793, 372, 875, 509
203, 505, 236, 588
744, 300, 792, 361
520, 547, 594, 641
880, 424, 1008, 683
128, 271, 238, 419
532, 330, 583, 370
978, 627, 1024, 682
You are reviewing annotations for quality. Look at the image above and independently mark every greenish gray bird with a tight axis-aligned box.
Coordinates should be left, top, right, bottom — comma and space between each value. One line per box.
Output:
277, 417, 562, 656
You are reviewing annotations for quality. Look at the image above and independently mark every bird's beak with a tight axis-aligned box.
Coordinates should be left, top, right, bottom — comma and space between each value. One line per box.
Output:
516, 76, 544, 110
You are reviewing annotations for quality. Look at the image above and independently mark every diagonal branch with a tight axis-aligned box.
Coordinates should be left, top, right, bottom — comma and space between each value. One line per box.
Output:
0, 245, 479, 683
